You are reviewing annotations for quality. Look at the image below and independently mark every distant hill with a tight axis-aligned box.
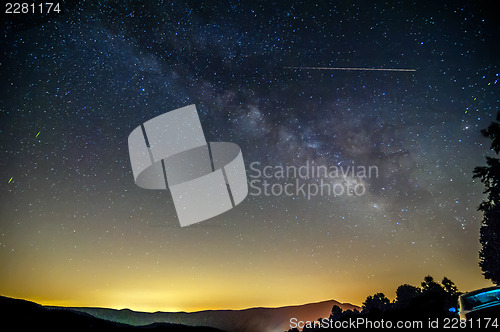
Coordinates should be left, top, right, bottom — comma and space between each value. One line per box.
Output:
0, 295, 222, 331
65, 299, 360, 332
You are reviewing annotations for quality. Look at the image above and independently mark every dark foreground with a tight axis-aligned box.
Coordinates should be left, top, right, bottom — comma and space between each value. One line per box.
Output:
0, 296, 223, 331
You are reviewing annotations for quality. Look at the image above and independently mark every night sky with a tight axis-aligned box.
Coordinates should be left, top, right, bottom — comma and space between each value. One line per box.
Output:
1, 0, 499, 312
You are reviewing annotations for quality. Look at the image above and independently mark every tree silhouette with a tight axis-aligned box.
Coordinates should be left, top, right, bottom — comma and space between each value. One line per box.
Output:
315, 276, 461, 331
395, 284, 421, 308
421, 275, 443, 293
330, 305, 343, 321
441, 277, 459, 297
473, 113, 500, 284
362, 292, 390, 314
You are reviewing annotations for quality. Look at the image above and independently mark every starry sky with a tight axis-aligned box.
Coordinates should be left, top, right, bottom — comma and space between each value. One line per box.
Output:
1, 0, 499, 312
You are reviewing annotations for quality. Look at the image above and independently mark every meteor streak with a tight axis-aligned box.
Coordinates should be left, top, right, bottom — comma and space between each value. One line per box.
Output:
286, 66, 416, 72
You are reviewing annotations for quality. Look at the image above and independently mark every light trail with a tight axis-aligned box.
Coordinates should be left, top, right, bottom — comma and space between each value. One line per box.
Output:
285, 66, 416, 72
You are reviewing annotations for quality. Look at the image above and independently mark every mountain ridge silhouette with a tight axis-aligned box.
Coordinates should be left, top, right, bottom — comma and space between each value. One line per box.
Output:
63, 298, 360, 332
0, 295, 223, 331
0, 295, 360, 332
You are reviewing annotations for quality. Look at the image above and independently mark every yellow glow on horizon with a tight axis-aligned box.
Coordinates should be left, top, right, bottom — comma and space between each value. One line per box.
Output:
0, 213, 493, 313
